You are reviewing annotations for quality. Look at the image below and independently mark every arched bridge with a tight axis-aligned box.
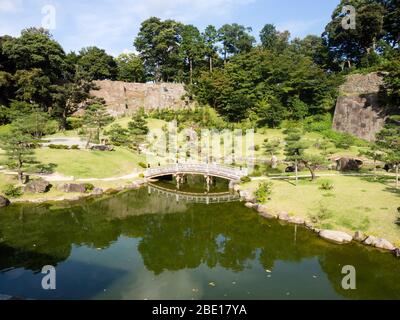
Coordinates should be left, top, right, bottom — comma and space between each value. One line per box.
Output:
145, 163, 248, 182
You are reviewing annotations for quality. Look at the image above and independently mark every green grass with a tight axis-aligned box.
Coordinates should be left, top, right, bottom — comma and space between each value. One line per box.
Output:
35, 147, 145, 179
242, 175, 400, 245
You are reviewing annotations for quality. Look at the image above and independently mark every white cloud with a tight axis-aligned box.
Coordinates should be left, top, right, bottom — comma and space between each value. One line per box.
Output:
0, 0, 21, 12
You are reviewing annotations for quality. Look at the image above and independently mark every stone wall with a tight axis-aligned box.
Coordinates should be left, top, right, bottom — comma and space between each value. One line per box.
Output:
332, 72, 387, 141
91, 80, 190, 116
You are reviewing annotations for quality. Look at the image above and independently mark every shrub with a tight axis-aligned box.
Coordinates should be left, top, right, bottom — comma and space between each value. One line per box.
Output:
254, 181, 273, 203
138, 162, 147, 169
254, 145, 260, 152
70, 145, 80, 150
84, 183, 95, 193
67, 117, 83, 130
139, 173, 145, 178
48, 144, 70, 150
240, 176, 251, 183
2, 184, 23, 198
319, 179, 334, 191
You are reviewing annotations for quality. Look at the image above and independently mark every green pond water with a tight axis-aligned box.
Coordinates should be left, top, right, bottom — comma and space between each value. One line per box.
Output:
0, 178, 399, 300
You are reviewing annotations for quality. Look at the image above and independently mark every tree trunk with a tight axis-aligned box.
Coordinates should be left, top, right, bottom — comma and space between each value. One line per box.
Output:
209, 56, 213, 73
17, 157, 23, 183
305, 164, 316, 181
396, 165, 399, 190
295, 159, 298, 186
189, 59, 193, 85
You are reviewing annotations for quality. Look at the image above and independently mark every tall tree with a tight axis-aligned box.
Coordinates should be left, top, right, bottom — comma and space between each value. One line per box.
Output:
181, 25, 205, 84
202, 25, 219, 72
116, 53, 146, 83
0, 124, 37, 183
128, 110, 149, 152
82, 103, 114, 146
218, 24, 255, 61
376, 117, 400, 189
77, 47, 117, 80
2, 28, 67, 82
284, 128, 307, 185
323, 0, 386, 68
134, 17, 183, 82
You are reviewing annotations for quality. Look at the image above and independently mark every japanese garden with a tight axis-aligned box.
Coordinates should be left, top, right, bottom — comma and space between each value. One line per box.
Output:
0, 0, 399, 300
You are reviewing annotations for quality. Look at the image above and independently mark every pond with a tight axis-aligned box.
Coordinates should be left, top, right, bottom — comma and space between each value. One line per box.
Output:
0, 179, 399, 300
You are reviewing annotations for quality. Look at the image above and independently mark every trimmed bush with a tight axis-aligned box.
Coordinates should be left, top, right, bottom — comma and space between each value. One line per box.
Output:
84, 183, 95, 193
138, 162, 147, 169
2, 184, 23, 198
70, 145, 80, 150
255, 181, 273, 203
48, 144, 70, 150
240, 176, 251, 183
319, 179, 334, 191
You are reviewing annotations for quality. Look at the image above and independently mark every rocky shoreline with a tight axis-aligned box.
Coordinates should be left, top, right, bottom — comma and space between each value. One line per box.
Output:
2, 179, 149, 205
239, 188, 400, 259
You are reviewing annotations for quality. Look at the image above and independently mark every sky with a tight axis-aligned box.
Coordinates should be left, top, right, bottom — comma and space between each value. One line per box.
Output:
0, 0, 340, 56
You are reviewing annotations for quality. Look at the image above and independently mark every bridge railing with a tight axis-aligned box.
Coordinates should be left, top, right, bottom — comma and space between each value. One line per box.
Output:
145, 163, 248, 179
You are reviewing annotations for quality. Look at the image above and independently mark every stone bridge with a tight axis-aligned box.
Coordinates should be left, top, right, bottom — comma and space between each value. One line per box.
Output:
144, 163, 248, 182
148, 184, 240, 204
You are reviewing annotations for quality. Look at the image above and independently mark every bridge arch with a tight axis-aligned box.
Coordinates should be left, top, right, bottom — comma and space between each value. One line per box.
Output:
144, 163, 248, 182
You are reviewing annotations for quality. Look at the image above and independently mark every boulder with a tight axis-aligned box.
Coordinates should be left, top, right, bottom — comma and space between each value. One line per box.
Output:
288, 216, 305, 225
319, 230, 353, 244
394, 248, 400, 258
24, 178, 51, 193
245, 202, 255, 209
363, 236, 396, 251
354, 231, 367, 242
335, 158, 363, 172
58, 183, 87, 193
257, 205, 275, 219
239, 190, 256, 203
91, 145, 114, 152
278, 212, 291, 221
0, 196, 10, 208
92, 188, 104, 196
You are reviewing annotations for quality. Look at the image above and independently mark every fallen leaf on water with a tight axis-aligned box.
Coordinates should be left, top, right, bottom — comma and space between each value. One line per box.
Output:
209, 282, 216, 287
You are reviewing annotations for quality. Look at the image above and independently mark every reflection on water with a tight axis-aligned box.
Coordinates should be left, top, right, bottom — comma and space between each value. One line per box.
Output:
0, 187, 399, 300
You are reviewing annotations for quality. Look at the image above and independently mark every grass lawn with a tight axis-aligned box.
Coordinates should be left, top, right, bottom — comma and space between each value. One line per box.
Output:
242, 175, 400, 245
35, 147, 145, 179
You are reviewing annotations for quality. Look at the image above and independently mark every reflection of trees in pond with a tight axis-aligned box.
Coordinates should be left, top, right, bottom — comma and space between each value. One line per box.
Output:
0, 188, 399, 299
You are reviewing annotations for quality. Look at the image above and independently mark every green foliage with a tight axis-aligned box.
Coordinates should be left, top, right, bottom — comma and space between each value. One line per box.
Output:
138, 162, 148, 169
48, 144, 70, 150
263, 138, 281, 157
105, 124, 131, 146
70, 145, 80, 150
116, 53, 146, 83
0, 123, 37, 182
240, 176, 251, 183
319, 179, 334, 191
84, 183, 95, 193
254, 181, 273, 203
77, 46, 117, 80
67, 117, 83, 130
2, 184, 23, 198
82, 103, 114, 144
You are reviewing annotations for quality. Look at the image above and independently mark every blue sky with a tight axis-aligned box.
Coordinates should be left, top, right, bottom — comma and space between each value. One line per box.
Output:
0, 0, 339, 56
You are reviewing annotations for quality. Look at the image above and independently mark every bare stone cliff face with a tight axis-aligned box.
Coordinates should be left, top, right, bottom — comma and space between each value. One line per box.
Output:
91, 80, 190, 116
332, 72, 386, 141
